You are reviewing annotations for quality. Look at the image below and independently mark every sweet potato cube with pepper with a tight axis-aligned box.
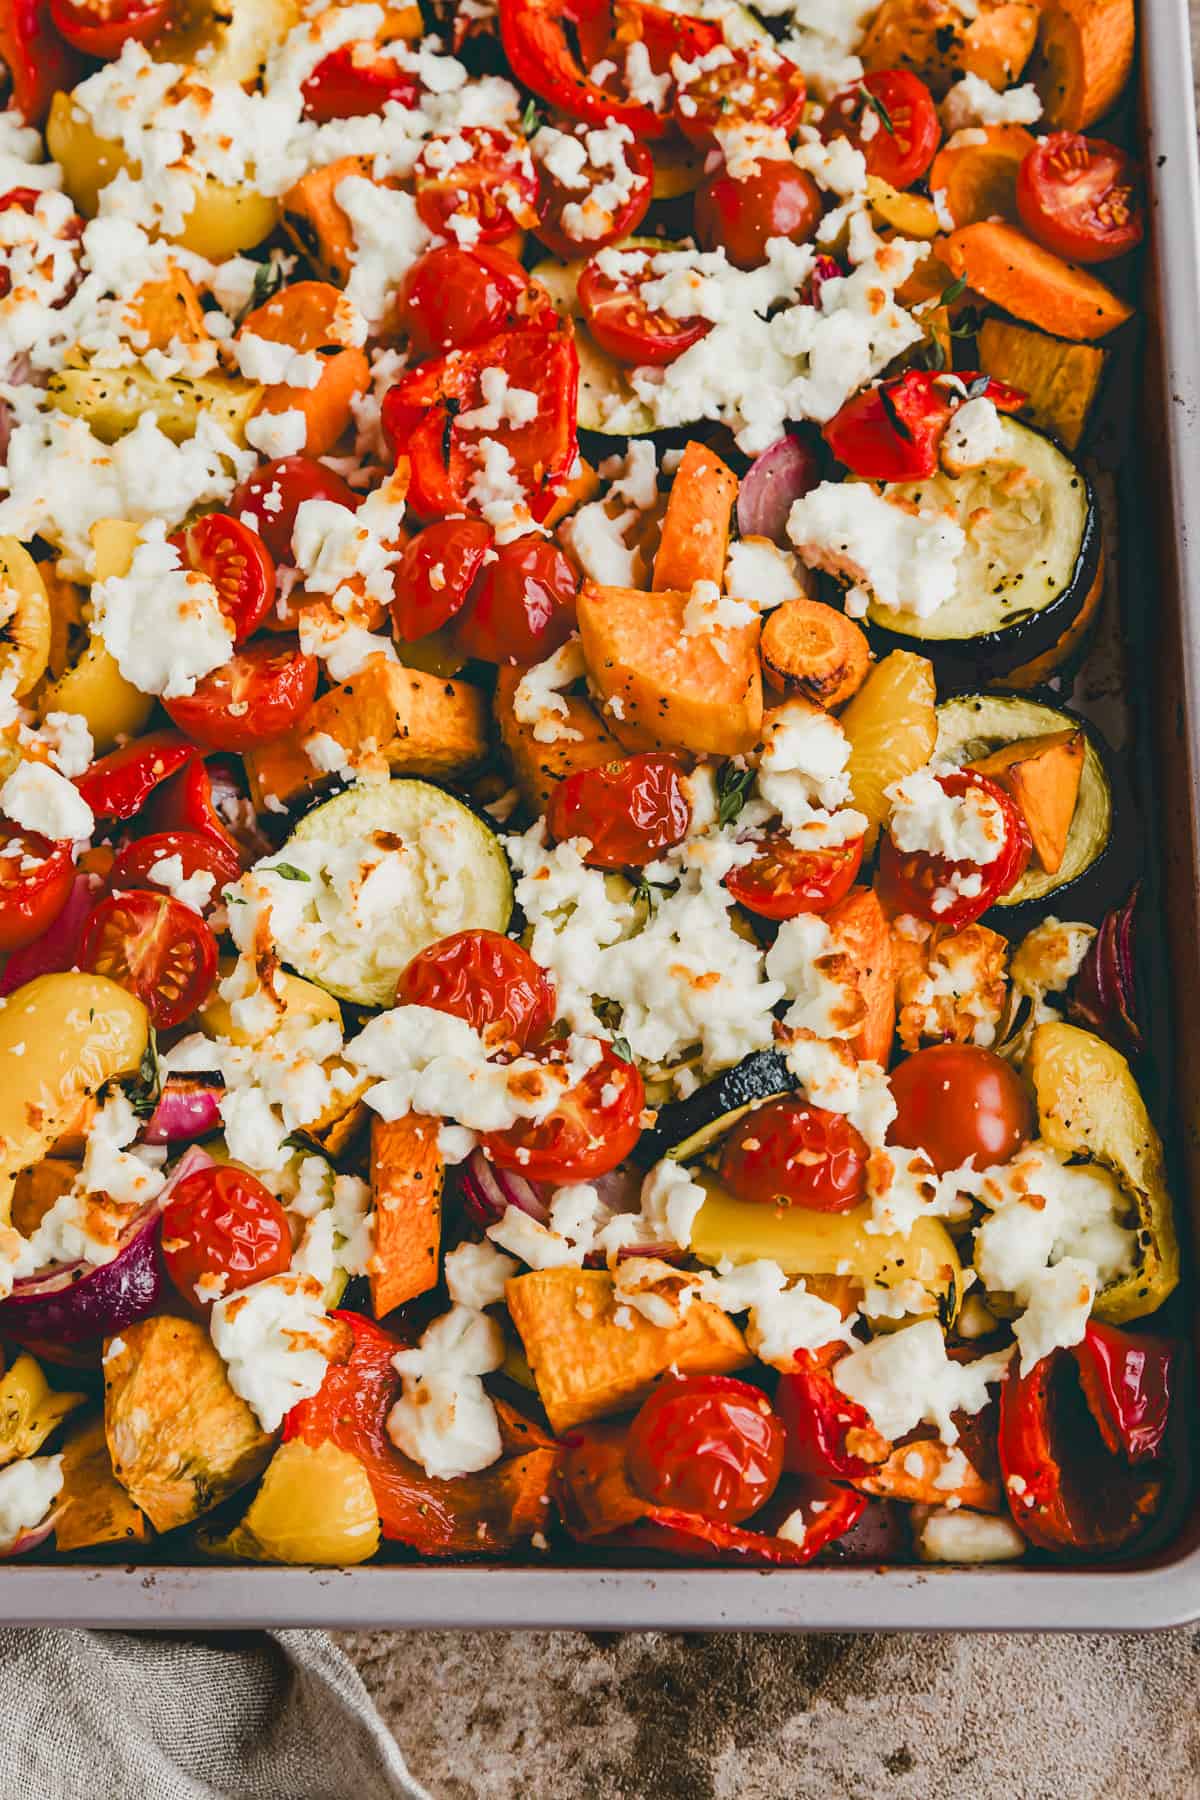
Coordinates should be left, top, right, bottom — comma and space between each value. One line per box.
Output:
368, 1113, 444, 1316
969, 729, 1084, 874
651, 440, 738, 592
505, 1268, 750, 1434
494, 664, 623, 814
55, 1411, 151, 1553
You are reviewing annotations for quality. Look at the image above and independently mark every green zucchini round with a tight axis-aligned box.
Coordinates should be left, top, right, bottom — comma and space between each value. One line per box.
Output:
866, 419, 1101, 687
935, 693, 1113, 911
634, 1049, 796, 1167
531, 243, 677, 438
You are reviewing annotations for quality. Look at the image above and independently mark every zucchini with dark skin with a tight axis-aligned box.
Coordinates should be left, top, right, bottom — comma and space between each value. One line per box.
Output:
633, 1049, 797, 1166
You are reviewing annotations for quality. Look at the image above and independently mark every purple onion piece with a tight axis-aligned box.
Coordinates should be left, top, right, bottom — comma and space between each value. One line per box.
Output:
1, 1510, 59, 1560
0, 398, 11, 464
460, 1148, 549, 1227
142, 1074, 224, 1146
1069, 885, 1143, 1056
736, 433, 821, 549
809, 254, 843, 311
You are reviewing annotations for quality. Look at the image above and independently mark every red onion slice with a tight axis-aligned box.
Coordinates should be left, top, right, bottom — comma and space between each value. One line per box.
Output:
736, 433, 820, 549
142, 1074, 224, 1145
1, 1509, 60, 1560
460, 1148, 549, 1226
1070, 885, 1143, 1056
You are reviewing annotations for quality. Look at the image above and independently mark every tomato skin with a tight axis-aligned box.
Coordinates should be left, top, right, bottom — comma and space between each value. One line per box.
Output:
452, 534, 579, 664
726, 833, 864, 921
231, 455, 361, 567
1074, 1321, 1175, 1465
626, 1375, 786, 1524
81, 888, 218, 1030
169, 514, 276, 645
395, 929, 557, 1053
107, 830, 242, 907
49, 0, 169, 58
578, 252, 711, 366
823, 369, 1027, 482
391, 519, 494, 642
163, 640, 318, 752
75, 731, 199, 822
414, 126, 538, 244
695, 161, 822, 270
547, 754, 691, 868
161, 1164, 292, 1306
497, 0, 676, 140
887, 1043, 1034, 1175
776, 1360, 876, 1479
534, 128, 654, 260
482, 1041, 644, 1182
825, 69, 940, 190
300, 43, 421, 123
673, 44, 806, 149
1016, 131, 1143, 265
877, 769, 1032, 928
0, 831, 75, 953
145, 757, 247, 865
1, 0, 83, 122
719, 1097, 869, 1213
397, 245, 537, 358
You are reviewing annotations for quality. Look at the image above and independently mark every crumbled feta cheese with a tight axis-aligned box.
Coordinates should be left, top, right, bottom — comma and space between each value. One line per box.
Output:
914, 1505, 1027, 1563
832, 1319, 1012, 1444
386, 1304, 504, 1480
146, 854, 216, 914
724, 536, 806, 609
0, 1455, 62, 1551
91, 520, 235, 698
885, 765, 1007, 864
788, 480, 966, 619
940, 73, 1042, 132
941, 395, 1004, 472
445, 1238, 519, 1310
210, 1271, 344, 1432
513, 638, 586, 745
0, 758, 93, 842
700, 1260, 855, 1367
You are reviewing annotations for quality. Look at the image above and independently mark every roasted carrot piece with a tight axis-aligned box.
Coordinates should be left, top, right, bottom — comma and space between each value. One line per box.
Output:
281, 156, 377, 284
368, 1114, 444, 1316
239, 279, 370, 456
860, 0, 1039, 95
938, 222, 1133, 341
126, 267, 212, 353
826, 887, 896, 1065
651, 440, 739, 592
494, 663, 624, 814
1029, 0, 1134, 129
760, 598, 870, 709
928, 124, 1037, 228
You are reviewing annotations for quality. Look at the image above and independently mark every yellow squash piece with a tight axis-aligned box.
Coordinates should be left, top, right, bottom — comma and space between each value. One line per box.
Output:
48, 361, 264, 448
840, 650, 938, 852
147, 0, 304, 84
0, 1353, 84, 1468
54, 1412, 151, 1553
199, 964, 343, 1046
0, 539, 53, 698
203, 1438, 380, 1566
36, 518, 153, 750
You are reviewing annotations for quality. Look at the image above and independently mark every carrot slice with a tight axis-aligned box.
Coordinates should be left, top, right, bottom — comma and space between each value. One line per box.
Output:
368, 1113, 444, 1317
928, 124, 1037, 228
760, 597, 870, 709
825, 887, 895, 1065
938, 221, 1132, 341
651, 440, 739, 593
1028, 0, 1134, 130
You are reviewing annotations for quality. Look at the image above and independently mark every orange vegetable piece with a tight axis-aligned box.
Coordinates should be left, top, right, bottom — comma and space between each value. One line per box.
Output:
969, 729, 1085, 874
825, 886, 895, 1065
1028, 0, 1134, 130
239, 279, 369, 456
651, 440, 739, 592
281, 156, 380, 284
938, 221, 1133, 341
928, 124, 1037, 228
494, 663, 623, 815
860, 0, 1039, 95
55, 1412, 151, 1553
759, 597, 870, 709
368, 1113, 444, 1316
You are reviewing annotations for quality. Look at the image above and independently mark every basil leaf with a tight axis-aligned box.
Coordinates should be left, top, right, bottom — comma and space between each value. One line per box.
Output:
716, 761, 755, 827
271, 863, 311, 883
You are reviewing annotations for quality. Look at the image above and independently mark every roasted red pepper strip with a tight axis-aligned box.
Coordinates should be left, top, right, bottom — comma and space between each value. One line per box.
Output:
774, 1358, 886, 1481
145, 756, 254, 865
822, 370, 1027, 481
75, 731, 199, 822
0, 0, 84, 123
1073, 1320, 1176, 1464
285, 1311, 557, 1556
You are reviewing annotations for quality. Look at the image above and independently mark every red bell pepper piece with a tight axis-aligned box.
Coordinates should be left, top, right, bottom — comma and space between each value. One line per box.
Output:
1073, 1320, 1175, 1464
600, 1480, 866, 1564
75, 730, 199, 822
822, 370, 1027, 482
0, 0, 84, 123
774, 1357, 884, 1481
145, 755, 254, 865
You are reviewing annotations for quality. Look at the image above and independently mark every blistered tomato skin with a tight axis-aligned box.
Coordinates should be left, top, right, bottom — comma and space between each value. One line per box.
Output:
395, 929, 557, 1054
547, 754, 691, 868
0, 832, 75, 952
726, 833, 864, 920
719, 1097, 869, 1213
626, 1375, 786, 1524
482, 1041, 645, 1183
888, 1043, 1034, 1175
877, 769, 1032, 929
161, 1164, 292, 1305
695, 162, 822, 270
452, 536, 580, 664
397, 245, 537, 357
231, 456, 361, 566
391, 519, 494, 642
825, 69, 940, 190
163, 641, 319, 751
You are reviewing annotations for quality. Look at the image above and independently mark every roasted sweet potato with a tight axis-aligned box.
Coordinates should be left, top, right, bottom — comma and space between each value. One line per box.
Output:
104, 1316, 274, 1534
577, 582, 763, 757
976, 317, 1106, 450
651, 441, 739, 592
239, 280, 369, 457
0, 1352, 83, 1467
505, 1267, 750, 1434
860, 0, 1039, 94
1028, 0, 1133, 129
969, 729, 1084, 873
244, 656, 489, 811
826, 888, 895, 1065
928, 125, 1037, 228
368, 1114, 443, 1317
11, 1158, 75, 1238
126, 268, 212, 354
494, 663, 623, 813
938, 222, 1133, 341
760, 598, 870, 709
281, 156, 379, 285
54, 1411, 151, 1553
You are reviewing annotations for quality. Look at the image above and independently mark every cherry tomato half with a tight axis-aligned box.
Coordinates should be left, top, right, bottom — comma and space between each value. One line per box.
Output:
626, 1374, 786, 1524
695, 160, 822, 270
169, 514, 276, 645
161, 1163, 292, 1306
578, 250, 711, 367
81, 889, 218, 1029
75, 731, 199, 822
300, 42, 421, 124
414, 126, 538, 244
482, 1040, 644, 1182
163, 640, 318, 752
726, 832, 864, 921
452, 533, 579, 664
397, 244, 540, 359
533, 124, 654, 260
231, 454, 361, 567
546, 754, 690, 868
673, 43, 806, 149
887, 1043, 1034, 1175
0, 830, 74, 953
391, 518, 494, 642
823, 368, 1026, 483
1016, 131, 1143, 265
718, 1096, 869, 1213
877, 768, 1031, 929
49, 0, 170, 58
825, 70, 940, 191
107, 830, 242, 908
395, 929, 557, 1054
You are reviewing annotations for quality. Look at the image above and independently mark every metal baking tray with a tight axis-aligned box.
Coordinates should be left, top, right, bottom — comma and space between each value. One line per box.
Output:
6, 0, 1200, 1632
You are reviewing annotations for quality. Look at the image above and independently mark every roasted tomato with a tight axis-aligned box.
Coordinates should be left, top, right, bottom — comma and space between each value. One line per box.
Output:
1073, 1321, 1176, 1464
107, 830, 242, 907
887, 1043, 1034, 1174
726, 833, 864, 920
718, 1096, 869, 1213
161, 1164, 292, 1306
395, 929, 557, 1054
578, 247, 711, 366
877, 768, 1032, 928
695, 160, 822, 269
673, 42, 806, 149
2, 0, 83, 120
390, 519, 494, 642
81, 889, 218, 1029
169, 514, 276, 645
776, 1357, 877, 1480
75, 731, 199, 822
163, 641, 319, 752
626, 1375, 786, 1524
497, 0, 708, 139
414, 127, 539, 244
300, 41, 421, 123
546, 754, 690, 868
1016, 132, 1143, 265
482, 1040, 644, 1182
451, 533, 579, 664
48, 0, 168, 58
533, 122, 654, 260
825, 70, 940, 190
0, 830, 74, 952
145, 757, 248, 866
231, 455, 361, 567
823, 369, 1026, 482
396, 244, 540, 358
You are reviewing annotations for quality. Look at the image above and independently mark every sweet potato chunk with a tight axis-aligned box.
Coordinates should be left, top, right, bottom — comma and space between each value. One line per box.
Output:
368, 1113, 444, 1316
244, 656, 489, 811
494, 663, 623, 814
826, 887, 895, 1064
651, 441, 739, 592
977, 317, 1105, 451
505, 1268, 750, 1433
1028, 0, 1133, 129
281, 156, 379, 285
861, 0, 1039, 94
104, 1316, 274, 1533
55, 1411, 151, 1553
577, 582, 762, 756
969, 730, 1084, 874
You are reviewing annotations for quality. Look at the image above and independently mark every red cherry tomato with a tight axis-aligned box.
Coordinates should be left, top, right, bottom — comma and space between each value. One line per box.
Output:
626, 1374, 786, 1524
726, 832, 864, 921
1, 0, 83, 124
231, 454, 361, 567
414, 126, 538, 244
0, 830, 74, 953
718, 1096, 869, 1213
1016, 130, 1143, 265
391, 518, 494, 642
75, 731, 199, 822
161, 1164, 292, 1306
163, 640, 318, 752
169, 514, 276, 645
81, 889, 218, 1029
695, 160, 822, 270
825, 70, 940, 191
395, 929, 557, 1053
823, 369, 1027, 482
578, 248, 712, 367
482, 1040, 644, 1182
546, 754, 690, 868
673, 43, 805, 149
533, 124, 654, 260
48, 0, 169, 57
300, 42, 421, 123
878, 769, 1031, 929
145, 757, 248, 865
396, 244, 539, 358
887, 1043, 1034, 1175
107, 830, 242, 907
451, 534, 579, 664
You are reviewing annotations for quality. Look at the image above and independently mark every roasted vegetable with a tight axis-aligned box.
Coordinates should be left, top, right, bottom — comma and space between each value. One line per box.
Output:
494, 663, 623, 814
147, 0, 304, 86
841, 650, 938, 852
928, 125, 1036, 228
636, 1049, 796, 1164
939, 222, 1133, 341
0, 1353, 83, 1467
969, 730, 1085, 874
825, 887, 895, 1065
977, 317, 1107, 451
54, 1412, 151, 1553
0, 539, 53, 698
759, 597, 870, 709
860, 0, 1040, 94
368, 1114, 443, 1317
282, 156, 379, 286
46, 361, 263, 448
1027, 0, 1134, 129
238, 280, 369, 457
651, 441, 738, 592
203, 1438, 380, 1565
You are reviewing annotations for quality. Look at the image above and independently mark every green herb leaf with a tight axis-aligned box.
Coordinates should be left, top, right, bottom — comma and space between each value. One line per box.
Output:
611, 1037, 633, 1063
860, 82, 895, 136
716, 760, 755, 827
271, 862, 311, 883
939, 273, 968, 307
521, 97, 544, 136
125, 1031, 161, 1119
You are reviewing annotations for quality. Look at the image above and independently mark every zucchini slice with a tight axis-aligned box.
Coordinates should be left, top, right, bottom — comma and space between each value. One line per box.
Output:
935, 693, 1112, 909
635, 1050, 796, 1166
265, 779, 513, 1008
532, 245, 665, 437
866, 418, 1100, 684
